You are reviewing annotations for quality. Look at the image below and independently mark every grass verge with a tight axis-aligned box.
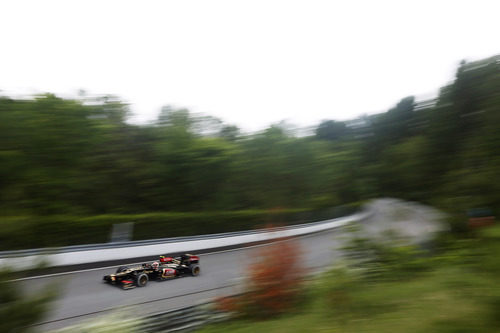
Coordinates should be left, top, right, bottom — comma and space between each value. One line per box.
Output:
200, 225, 500, 333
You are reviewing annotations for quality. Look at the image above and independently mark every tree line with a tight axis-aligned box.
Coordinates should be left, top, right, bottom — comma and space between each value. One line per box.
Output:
1, 55, 498, 219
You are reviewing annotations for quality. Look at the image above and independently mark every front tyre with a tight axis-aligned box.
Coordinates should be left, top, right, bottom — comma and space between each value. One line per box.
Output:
136, 273, 149, 287
190, 264, 200, 276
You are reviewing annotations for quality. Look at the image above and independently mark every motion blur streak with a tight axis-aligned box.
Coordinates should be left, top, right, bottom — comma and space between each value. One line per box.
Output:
0, 53, 499, 332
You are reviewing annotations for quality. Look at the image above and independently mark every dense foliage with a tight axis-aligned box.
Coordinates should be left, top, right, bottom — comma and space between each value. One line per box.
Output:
0, 55, 498, 247
202, 224, 500, 333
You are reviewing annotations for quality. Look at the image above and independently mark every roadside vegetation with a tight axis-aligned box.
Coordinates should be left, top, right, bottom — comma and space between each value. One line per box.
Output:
1, 55, 499, 249
0, 54, 499, 331
201, 224, 500, 333
0, 206, 360, 250
215, 237, 305, 319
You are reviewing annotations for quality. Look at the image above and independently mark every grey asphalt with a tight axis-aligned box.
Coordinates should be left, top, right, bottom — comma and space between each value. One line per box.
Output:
21, 198, 443, 331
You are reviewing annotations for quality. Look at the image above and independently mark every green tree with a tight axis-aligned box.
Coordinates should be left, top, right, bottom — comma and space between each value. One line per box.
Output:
315, 120, 348, 141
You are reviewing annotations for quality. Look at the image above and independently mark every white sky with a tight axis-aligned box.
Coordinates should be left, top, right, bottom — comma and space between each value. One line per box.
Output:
1, 0, 499, 132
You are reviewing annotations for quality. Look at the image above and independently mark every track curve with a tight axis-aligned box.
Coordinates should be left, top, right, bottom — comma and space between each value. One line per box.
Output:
21, 199, 443, 331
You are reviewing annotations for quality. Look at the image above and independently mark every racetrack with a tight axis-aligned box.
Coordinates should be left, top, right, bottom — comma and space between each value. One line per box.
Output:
20, 199, 443, 331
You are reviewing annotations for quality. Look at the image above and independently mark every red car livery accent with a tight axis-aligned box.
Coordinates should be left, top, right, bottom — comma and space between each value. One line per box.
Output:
160, 257, 174, 263
162, 268, 176, 277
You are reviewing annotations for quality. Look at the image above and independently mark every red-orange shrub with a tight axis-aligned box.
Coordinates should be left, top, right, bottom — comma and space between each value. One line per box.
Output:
238, 237, 305, 318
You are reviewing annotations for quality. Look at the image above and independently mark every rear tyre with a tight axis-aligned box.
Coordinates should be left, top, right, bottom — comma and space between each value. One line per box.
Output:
190, 264, 200, 276
136, 273, 149, 287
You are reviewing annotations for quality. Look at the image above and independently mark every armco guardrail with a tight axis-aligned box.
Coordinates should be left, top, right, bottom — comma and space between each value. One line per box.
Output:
53, 302, 230, 333
140, 303, 230, 332
0, 211, 369, 270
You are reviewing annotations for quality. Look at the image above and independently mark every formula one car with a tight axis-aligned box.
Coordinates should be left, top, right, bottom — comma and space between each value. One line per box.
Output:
103, 254, 200, 289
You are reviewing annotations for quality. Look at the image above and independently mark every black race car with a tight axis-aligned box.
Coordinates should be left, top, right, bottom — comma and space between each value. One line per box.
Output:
103, 254, 200, 289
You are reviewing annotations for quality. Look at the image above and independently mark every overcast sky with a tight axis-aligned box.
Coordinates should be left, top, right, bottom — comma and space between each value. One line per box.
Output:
1, 0, 499, 132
